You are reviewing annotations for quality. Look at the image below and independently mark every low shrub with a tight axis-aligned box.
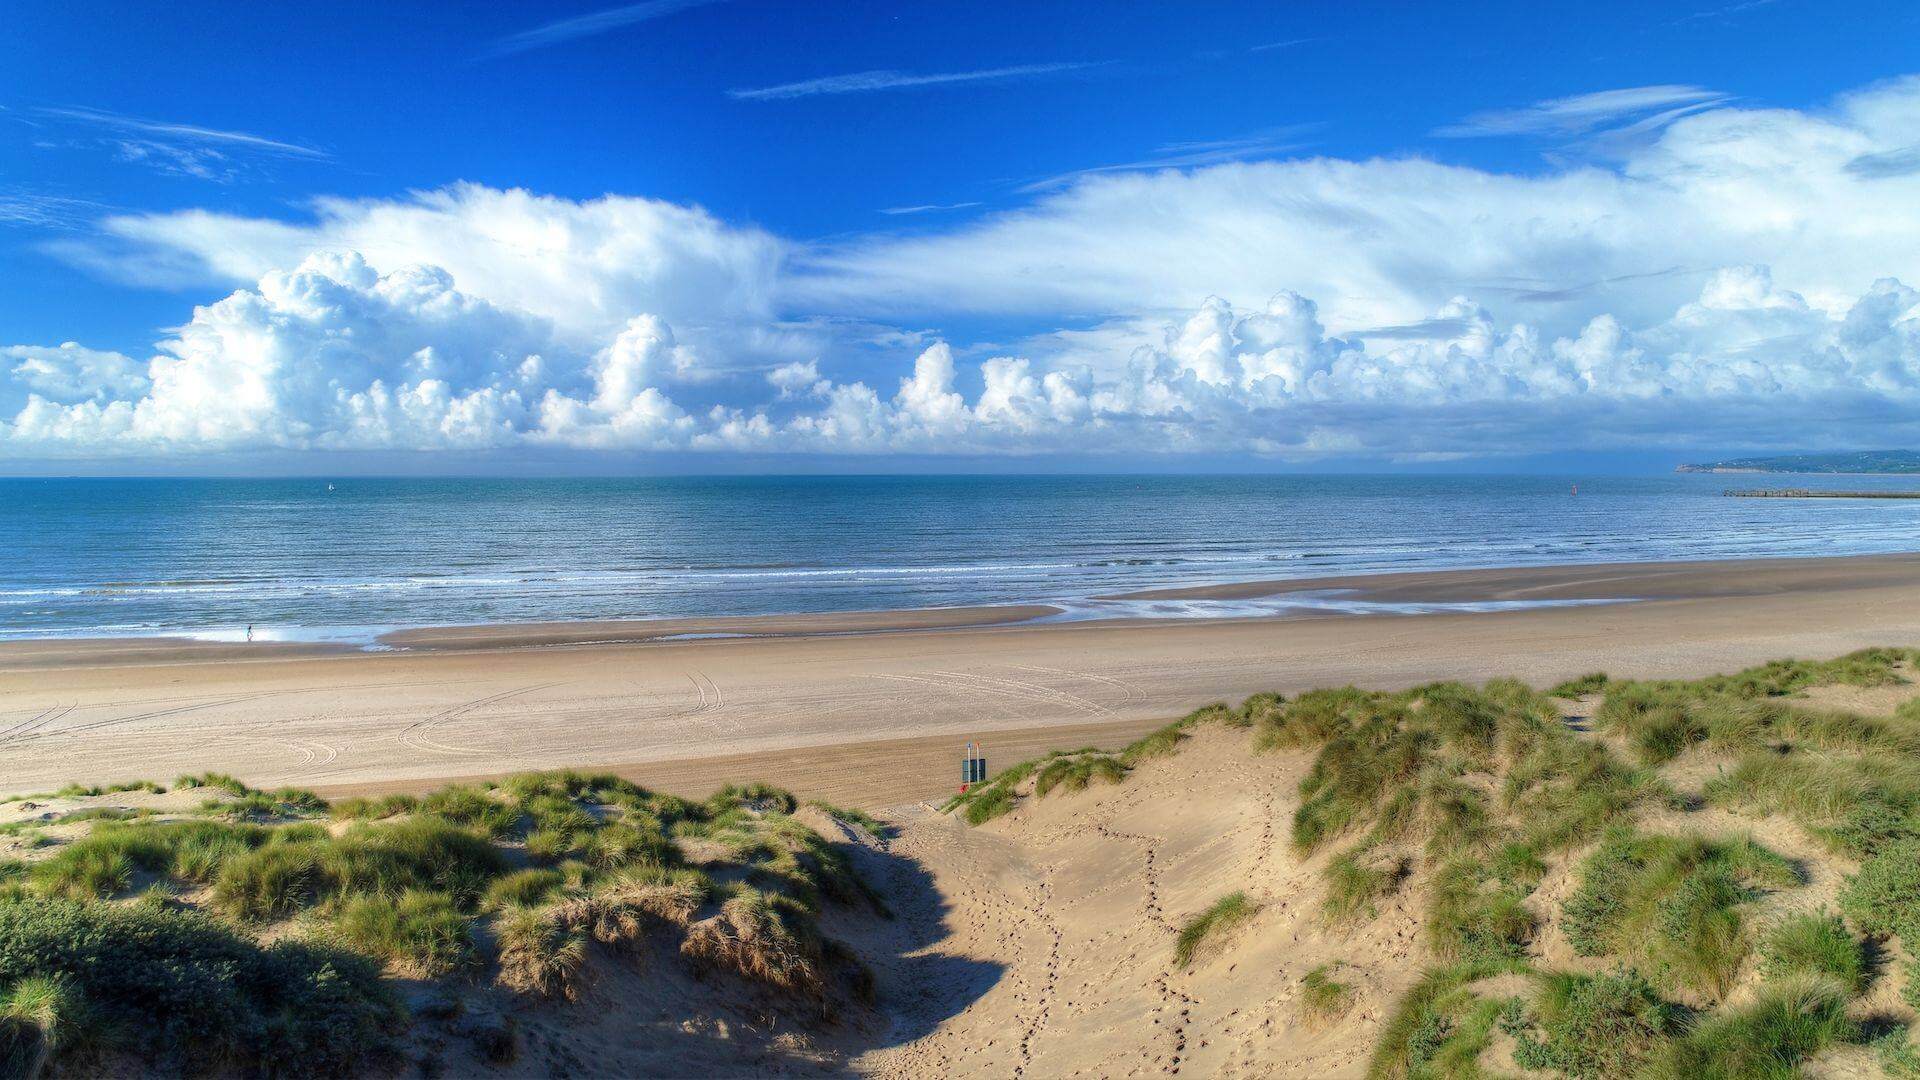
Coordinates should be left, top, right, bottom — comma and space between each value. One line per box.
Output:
0, 896, 402, 1076
1506, 969, 1681, 1079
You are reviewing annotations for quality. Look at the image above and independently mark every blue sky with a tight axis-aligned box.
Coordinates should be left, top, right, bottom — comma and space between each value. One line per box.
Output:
5, 0, 1920, 471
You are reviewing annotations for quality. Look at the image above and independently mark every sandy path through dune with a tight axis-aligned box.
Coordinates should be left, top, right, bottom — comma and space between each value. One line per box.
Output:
849, 727, 1425, 1078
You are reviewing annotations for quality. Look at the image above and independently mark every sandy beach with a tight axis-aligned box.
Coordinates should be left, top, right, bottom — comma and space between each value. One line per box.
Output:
5, 553, 1920, 801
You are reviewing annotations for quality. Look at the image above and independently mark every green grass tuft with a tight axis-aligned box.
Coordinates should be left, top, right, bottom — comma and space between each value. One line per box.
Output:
1642, 974, 1856, 1080
1759, 911, 1866, 992
1300, 963, 1355, 1023
1367, 959, 1526, 1080
1173, 891, 1259, 967
803, 800, 891, 836
333, 889, 475, 976
1549, 672, 1610, 698
1033, 754, 1129, 798
1562, 828, 1798, 1000
1426, 855, 1538, 964
1323, 847, 1407, 923
486, 867, 568, 910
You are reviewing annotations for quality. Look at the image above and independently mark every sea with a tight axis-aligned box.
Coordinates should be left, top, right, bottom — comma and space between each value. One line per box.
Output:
5, 474, 1920, 644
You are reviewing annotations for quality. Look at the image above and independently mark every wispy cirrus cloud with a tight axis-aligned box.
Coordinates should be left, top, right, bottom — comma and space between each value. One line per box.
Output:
1433, 85, 1729, 139
1674, 0, 1782, 24
1018, 124, 1319, 192
0, 192, 112, 230
483, 0, 718, 58
36, 106, 326, 159
28, 105, 326, 183
879, 202, 982, 215
729, 62, 1097, 101
1248, 38, 1320, 53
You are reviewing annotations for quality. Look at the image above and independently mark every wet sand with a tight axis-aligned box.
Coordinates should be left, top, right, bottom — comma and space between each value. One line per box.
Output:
4, 553, 1920, 799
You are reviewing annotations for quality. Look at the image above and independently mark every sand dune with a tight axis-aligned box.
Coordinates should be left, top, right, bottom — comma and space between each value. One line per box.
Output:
848, 726, 1416, 1078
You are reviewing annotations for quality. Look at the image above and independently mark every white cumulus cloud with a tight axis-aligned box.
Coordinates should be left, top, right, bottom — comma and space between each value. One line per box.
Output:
14, 75, 1920, 463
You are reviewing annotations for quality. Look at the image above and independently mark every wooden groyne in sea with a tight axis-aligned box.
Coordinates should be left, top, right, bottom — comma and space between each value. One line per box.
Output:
1723, 488, 1920, 499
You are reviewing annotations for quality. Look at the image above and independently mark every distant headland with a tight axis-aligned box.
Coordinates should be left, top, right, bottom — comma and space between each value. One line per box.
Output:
1676, 450, 1920, 474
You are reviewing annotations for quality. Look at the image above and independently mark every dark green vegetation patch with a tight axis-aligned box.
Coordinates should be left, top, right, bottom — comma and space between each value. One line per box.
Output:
951, 647, 1920, 1078
0, 768, 888, 1076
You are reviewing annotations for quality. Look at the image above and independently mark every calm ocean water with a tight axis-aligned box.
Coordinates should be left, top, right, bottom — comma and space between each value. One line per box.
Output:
5, 474, 1920, 642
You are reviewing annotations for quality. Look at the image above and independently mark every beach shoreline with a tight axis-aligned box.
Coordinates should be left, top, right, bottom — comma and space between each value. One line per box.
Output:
5, 551, 1920, 801
7, 551, 1920, 667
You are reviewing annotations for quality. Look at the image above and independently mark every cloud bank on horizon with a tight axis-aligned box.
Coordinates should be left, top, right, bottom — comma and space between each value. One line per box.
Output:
9, 75, 1920, 462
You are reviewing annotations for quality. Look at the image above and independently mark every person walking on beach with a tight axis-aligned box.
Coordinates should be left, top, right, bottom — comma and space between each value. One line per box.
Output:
246, 624, 253, 643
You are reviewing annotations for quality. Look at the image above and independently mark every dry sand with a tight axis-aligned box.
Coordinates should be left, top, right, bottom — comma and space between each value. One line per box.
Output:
5, 553, 1920, 800
845, 725, 1426, 1078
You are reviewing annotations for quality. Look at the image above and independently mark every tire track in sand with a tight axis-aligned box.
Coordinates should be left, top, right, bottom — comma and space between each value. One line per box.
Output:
0, 703, 72, 745
265, 739, 342, 784
857, 670, 1115, 720
396, 683, 556, 756
681, 670, 740, 735
1010, 663, 1144, 707
5, 694, 281, 747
